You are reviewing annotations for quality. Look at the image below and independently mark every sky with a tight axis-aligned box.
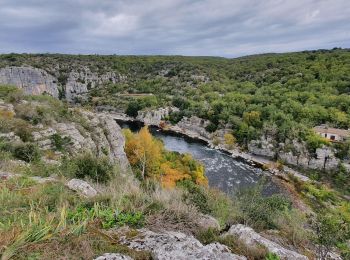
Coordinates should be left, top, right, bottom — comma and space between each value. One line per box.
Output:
0, 0, 349, 57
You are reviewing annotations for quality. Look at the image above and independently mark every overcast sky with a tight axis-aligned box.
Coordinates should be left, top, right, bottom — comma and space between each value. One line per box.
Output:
0, 0, 349, 57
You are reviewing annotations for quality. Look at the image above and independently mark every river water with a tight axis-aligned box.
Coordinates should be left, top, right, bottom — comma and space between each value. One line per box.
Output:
118, 121, 281, 195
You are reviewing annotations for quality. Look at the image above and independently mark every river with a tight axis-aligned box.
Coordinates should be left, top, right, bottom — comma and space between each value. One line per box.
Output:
118, 120, 281, 195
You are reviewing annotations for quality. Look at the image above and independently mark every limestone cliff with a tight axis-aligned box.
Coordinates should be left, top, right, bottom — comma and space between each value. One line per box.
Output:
65, 67, 126, 101
0, 66, 59, 98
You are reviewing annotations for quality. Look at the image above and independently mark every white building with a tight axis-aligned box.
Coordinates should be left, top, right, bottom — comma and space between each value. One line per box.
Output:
314, 125, 350, 142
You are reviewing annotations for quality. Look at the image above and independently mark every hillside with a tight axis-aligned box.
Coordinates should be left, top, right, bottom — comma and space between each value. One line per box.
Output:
1, 49, 350, 259
1, 49, 350, 190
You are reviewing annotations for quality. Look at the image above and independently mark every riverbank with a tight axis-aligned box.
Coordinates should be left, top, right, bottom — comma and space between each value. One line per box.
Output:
109, 111, 311, 184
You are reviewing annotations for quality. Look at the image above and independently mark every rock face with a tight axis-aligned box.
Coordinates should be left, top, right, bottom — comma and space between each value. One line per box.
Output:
0, 66, 128, 102
120, 229, 246, 260
222, 225, 308, 260
66, 179, 98, 197
279, 143, 340, 171
65, 68, 126, 101
173, 116, 211, 140
94, 253, 133, 260
248, 136, 276, 159
248, 136, 341, 171
0, 66, 59, 98
31, 110, 129, 170
136, 107, 179, 126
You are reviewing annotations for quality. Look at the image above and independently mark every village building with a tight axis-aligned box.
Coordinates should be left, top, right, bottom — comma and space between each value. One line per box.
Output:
314, 125, 350, 142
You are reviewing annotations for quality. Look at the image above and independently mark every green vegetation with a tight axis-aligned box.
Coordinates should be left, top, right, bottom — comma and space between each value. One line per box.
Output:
69, 152, 114, 183
1, 49, 350, 258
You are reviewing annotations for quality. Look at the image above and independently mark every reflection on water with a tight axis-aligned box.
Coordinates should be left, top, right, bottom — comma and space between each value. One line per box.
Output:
118, 121, 281, 195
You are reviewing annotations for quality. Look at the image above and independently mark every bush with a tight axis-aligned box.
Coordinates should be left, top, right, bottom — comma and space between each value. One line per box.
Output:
50, 133, 71, 152
12, 143, 41, 162
205, 122, 218, 133
178, 180, 211, 214
235, 181, 291, 230
126, 101, 142, 117
72, 153, 113, 183
116, 211, 145, 228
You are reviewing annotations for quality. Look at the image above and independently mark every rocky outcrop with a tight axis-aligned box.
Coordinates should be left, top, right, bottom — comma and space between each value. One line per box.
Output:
66, 179, 98, 197
65, 68, 126, 101
0, 66, 59, 98
94, 254, 133, 260
222, 224, 308, 260
119, 228, 245, 260
79, 111, 130, 169
172, 116, 211, 140
31, 110, 129, 169
279, 142, 340, 171
136, 107, 179, 126
248, 136, 341, 171
248, 136, 276, 158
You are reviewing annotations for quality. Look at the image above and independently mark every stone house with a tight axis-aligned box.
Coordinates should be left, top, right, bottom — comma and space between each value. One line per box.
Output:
314, 125, 350, 142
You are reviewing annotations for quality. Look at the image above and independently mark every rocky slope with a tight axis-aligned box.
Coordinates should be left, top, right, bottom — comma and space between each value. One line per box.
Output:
0, 98, 129, 169
0, 65, 126, 102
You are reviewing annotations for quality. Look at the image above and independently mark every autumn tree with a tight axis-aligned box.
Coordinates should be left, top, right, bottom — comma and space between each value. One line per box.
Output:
224, 133, 236, 149
124, 127, 207, 187
124, 126, 162, 179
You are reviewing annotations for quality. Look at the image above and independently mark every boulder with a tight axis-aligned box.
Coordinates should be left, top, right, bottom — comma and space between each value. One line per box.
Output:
222, 224, 308, 260
197, 214, 220, 230
119, 228, 246, 260
66, 179, 98, 197
94, 253, 133, 260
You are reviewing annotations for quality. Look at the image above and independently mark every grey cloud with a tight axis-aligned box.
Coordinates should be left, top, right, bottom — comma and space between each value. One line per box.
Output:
0, 0, 349, 56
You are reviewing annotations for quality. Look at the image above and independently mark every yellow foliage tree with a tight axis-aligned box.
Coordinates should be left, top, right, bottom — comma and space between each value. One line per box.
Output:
124, 126, 208, 187
224, 133, 236, 149
124, 126, 162, 179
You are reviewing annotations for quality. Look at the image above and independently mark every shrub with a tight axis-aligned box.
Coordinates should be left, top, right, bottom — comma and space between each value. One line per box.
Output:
72, 152, 113, 183
126, 101, 141, 117
235, 181, 291, 230
178, 180, 211, 214
50, 133, 71, 152
12, 143, 41, 162
116, 211, 145, 228
205, 122, 218, 133
13, 119, 33, 142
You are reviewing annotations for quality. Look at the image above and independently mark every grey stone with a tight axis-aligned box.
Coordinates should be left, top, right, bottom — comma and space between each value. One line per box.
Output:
94, 253, 133, 260
66, 179, 98, 197
248, 136, 276, 158
65, 68, 126, 101
197, 214, 221, 230
222, 224, 308, 260
136, 107, 179, 126
120, 229, 246, 260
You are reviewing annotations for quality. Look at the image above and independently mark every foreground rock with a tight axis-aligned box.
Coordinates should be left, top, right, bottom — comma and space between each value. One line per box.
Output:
118, 228, 246, 260
66, 179, 98, 198
94, 253, 133, 260
222, 224, 308, 260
